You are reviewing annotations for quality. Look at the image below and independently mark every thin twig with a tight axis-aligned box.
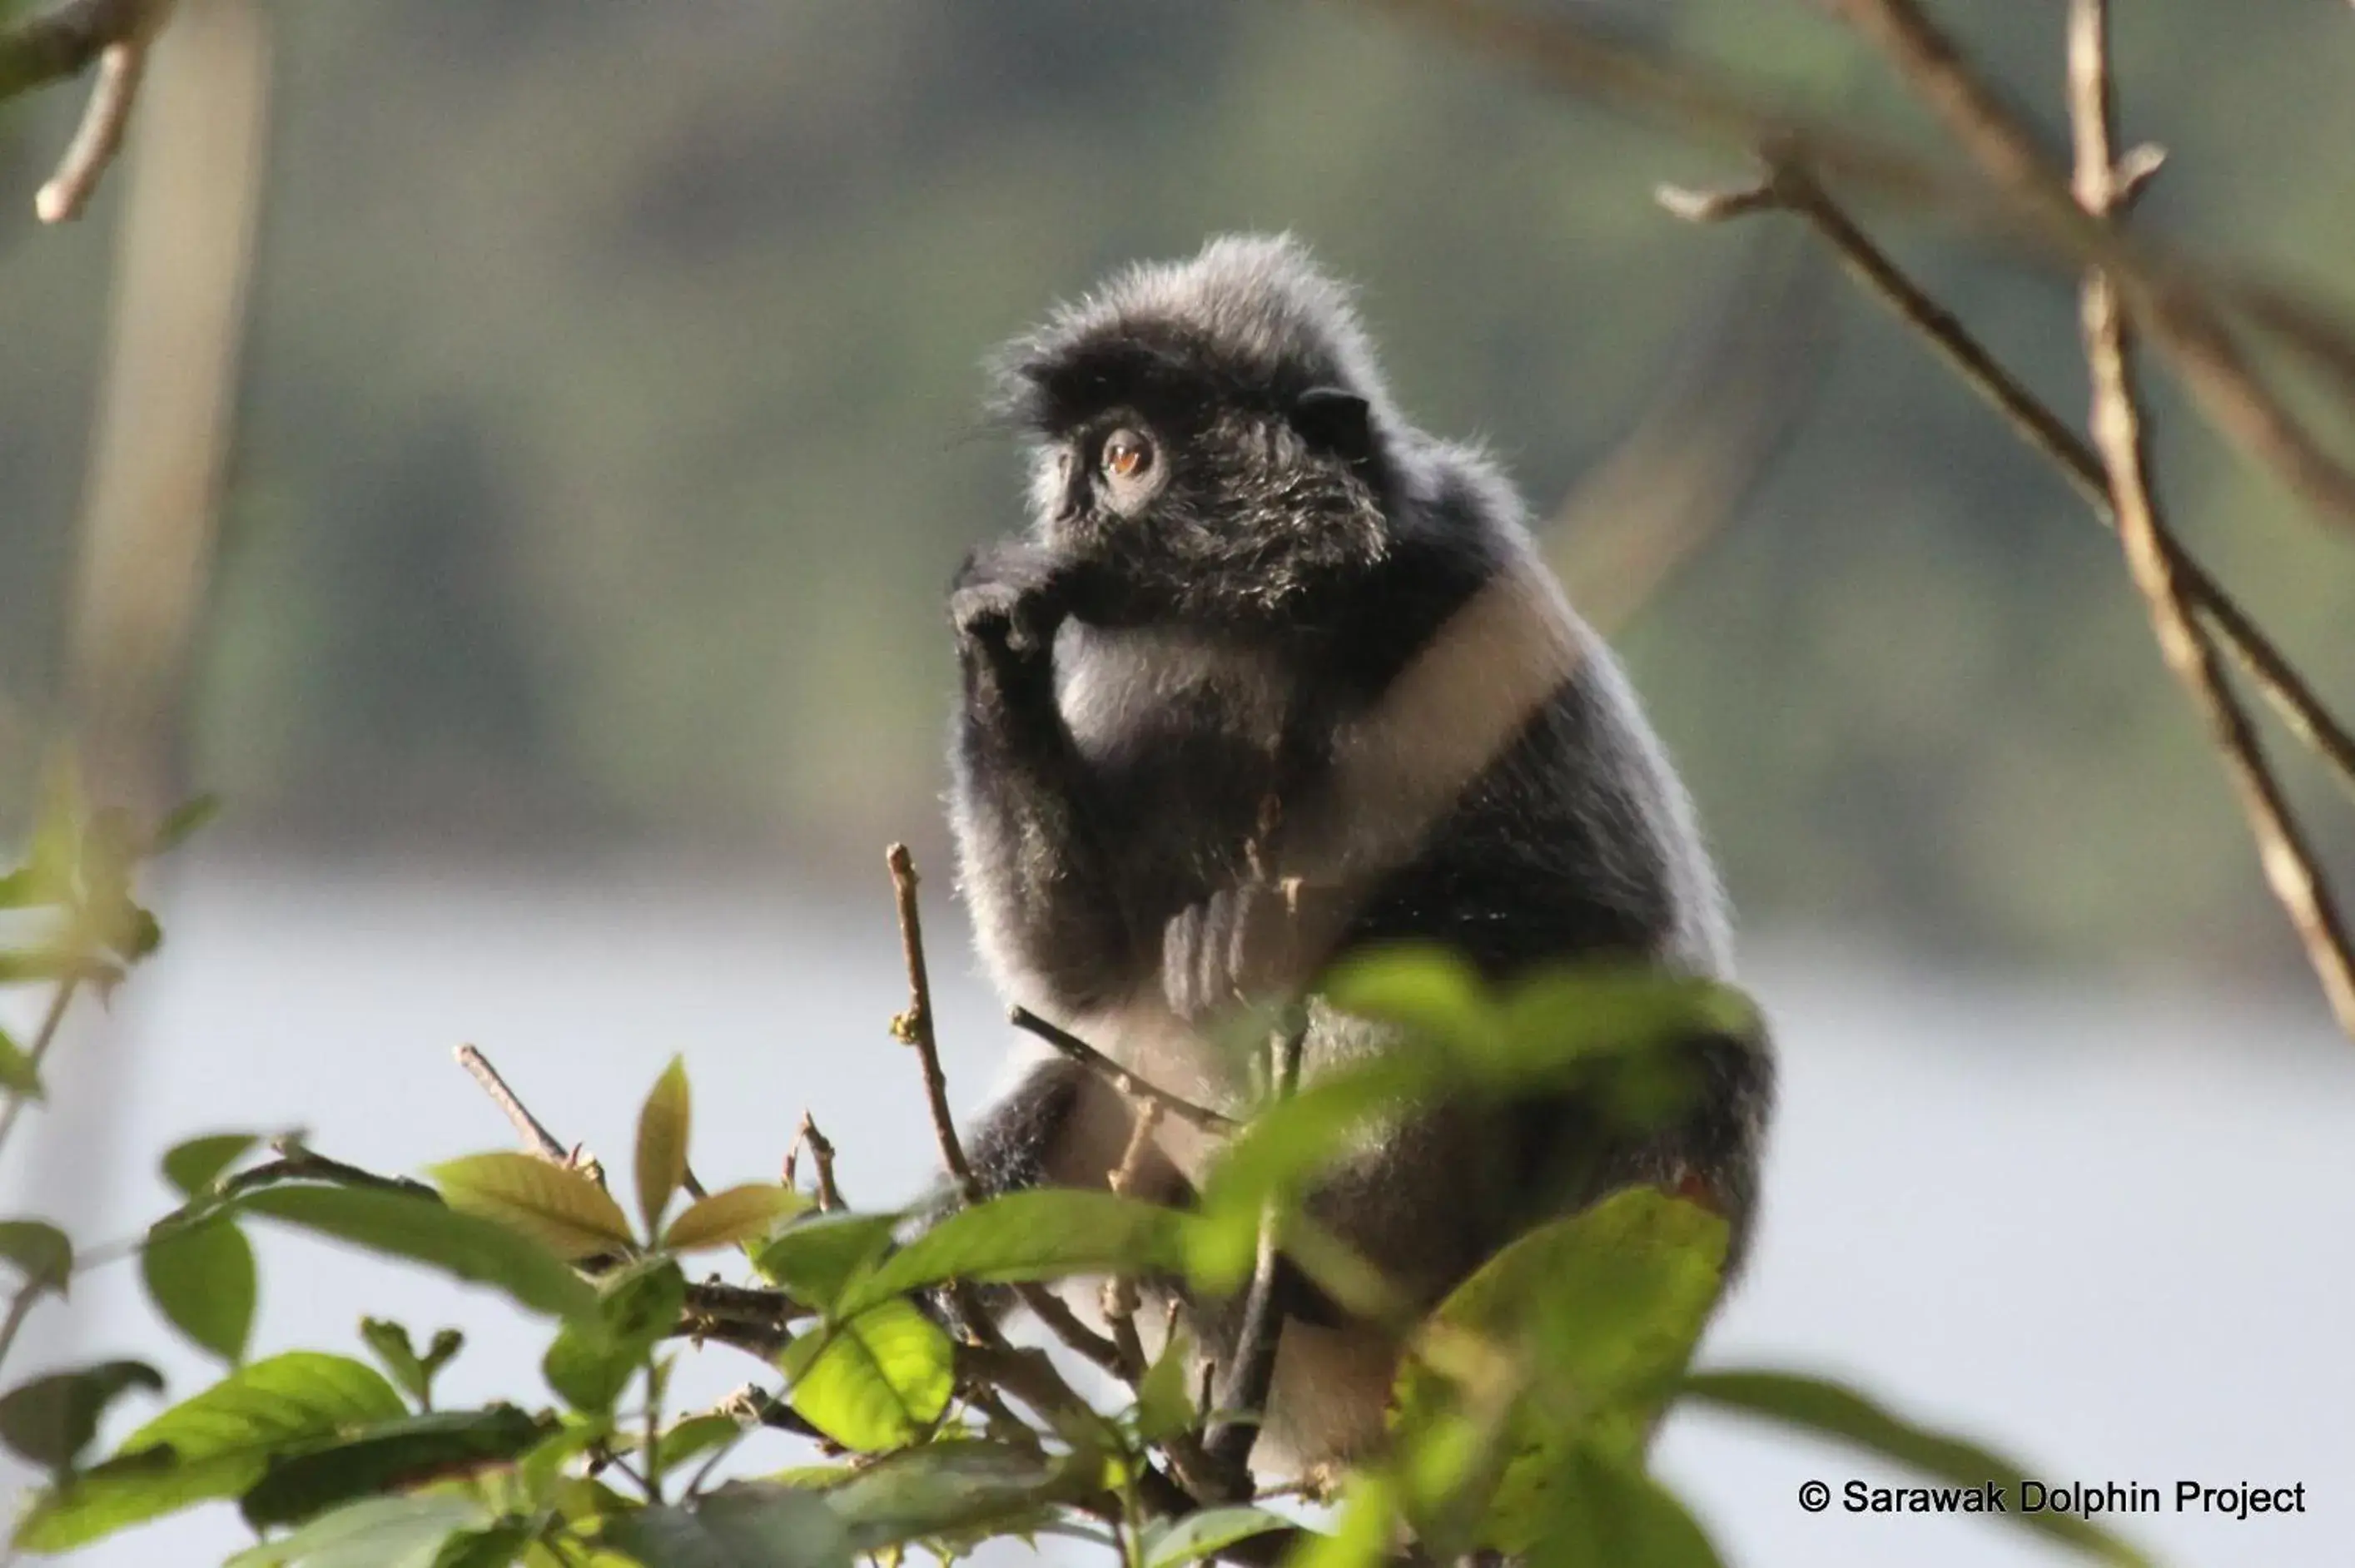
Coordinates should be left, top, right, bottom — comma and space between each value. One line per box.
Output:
0, 0, 177, 221
0, 0, 150, 100
1826, 0, 2355, 540
1097, 1101, 1165, 1378
0, 972, 80, 1160
35, 29, 146, 222
1204, 1017, 1306, 1491
2065, 0, 2355, 1040
1008, 1007, 1235, 1133
886, 844, 979, 1201
785, 1112, 843, 1211
1659, 165, 2355, 801
454, 1043, 569, 1162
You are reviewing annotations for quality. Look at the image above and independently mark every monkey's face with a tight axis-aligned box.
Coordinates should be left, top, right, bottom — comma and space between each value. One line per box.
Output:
1019, 372, 1395, 630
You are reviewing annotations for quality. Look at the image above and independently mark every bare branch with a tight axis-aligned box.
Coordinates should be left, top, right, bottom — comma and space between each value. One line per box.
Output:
1826, 0, 2355, 539
2065, 0, 2355, 1040
0, 0, 180, 222
784, 1111, 844, 1211
455, 1042, 570, 1163
1659, 164, 2355, 802
1204, 1018, 1305, 1491
1009, 1007, 1236, 1133
886, 843, 978, 1201
0, 0, 150, 100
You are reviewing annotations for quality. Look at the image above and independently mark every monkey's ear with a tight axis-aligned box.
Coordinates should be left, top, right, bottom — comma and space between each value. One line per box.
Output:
1292, 386, 1374, 462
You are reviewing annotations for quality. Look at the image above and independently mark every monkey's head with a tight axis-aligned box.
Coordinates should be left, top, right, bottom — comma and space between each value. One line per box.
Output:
991, 234, 1409, 629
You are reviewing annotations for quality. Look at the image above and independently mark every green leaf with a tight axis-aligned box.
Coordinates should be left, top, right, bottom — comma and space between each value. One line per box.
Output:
0, 1361, 162, 1472
606, 1484, 852, 1568
782, 1299, 954, 1452
752, 1212, 900, 1307
430, 1153, 636, 1261
1320, 945, 1496, 1055
636, 1056, 692, 1239
1528, 1444, 1724, 1568
359, 1321, 428, 1407
152, 795, 223, 854
1288, 1471, 1399, 1568
421, 1328, 465, 1376
430, 1522, 533, 1568
820, 1440, 1079, 1551
650, 1413, 741, 1474
1140, 1505, 1291, 1567
0, 1025, 42, 1096
142, 1216, 257, 1365
14, 1352, 406, 1551
1682, 1370, 2156, 1566
543, 1258, 686, 1413
1189, 1053, 1439, 1291
226, 1492, 491, 1568
1395, 1190, 1727, 1554
663, 1183, 808, 1253
1132, 1319, 1199, 1442
0, 1218, 73, 1293
241, 1183, 594, 1320
240, 1407, 549, 1529
841, 1189, 1189, 1316
165, 1132, 263, 1198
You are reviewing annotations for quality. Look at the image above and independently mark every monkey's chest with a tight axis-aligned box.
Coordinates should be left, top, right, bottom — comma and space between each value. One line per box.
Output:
1054, 627, 1304, 856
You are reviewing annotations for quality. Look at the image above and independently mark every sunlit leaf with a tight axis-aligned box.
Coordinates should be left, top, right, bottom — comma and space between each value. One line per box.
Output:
14, 1352, 406, 1551
1139, 1505, 1290, 1567
1287, 1471, 1399, 1568
152, 795, 223, 855
840, 1189, 1188, 1316
1132, 1319, 1198, 1442
226, 1492, 492, 1568
663, 1183, 807, 1253
1682, 1370, 2154, 1566
605, 1484, 852, 1568
783, 1299, 953, 1452
753, 1212, 900, 1308
430, 1521, 534, 1568
0, 1361, 162, 1473
164, 1133, 263, 1198
1395, 1190, 1727, 1553
820, 1440, 1079, 1551
142, 1217, 256, 1366
241, 1183, 594, 1321
0, 1218, 73, 1293
1188, 1053, 1438, 1291
1321, 945, 1495, 1055
0, 1025, 41, 1096
240, 1407, 549, 1529
651, 1413, 741, 1474
430, 1154, 636, 1261
1528, 1444, 1723, 1568
635, 1057, 692, 1239
544, 1258, 685, 1414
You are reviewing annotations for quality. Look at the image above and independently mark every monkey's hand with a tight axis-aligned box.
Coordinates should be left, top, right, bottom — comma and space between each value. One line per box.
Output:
1163, 881, 1311, 1026
950, 540, 1102, 668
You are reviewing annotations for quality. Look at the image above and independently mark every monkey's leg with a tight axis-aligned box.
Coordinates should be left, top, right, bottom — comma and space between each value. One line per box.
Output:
951, 543, 1139, 1007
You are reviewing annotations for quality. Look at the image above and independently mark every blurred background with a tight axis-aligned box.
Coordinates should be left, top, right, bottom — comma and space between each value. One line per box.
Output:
2, 2, 2353, 1565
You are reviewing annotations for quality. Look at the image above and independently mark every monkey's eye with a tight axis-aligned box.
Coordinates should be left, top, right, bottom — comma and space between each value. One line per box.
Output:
1100, 429, 1155, 482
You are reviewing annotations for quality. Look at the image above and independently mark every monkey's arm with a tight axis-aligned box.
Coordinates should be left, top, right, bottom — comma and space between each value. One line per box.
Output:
950, 543, 1140, 1011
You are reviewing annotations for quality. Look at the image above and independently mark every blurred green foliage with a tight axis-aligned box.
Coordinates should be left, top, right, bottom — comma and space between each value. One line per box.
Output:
2, 2, 2352, 976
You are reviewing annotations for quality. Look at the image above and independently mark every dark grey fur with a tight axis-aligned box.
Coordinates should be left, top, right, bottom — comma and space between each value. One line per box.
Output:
944, 235, 1772, 1476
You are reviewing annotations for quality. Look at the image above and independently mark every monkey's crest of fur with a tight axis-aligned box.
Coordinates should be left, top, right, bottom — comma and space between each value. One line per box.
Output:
991, 233, 1404, 440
